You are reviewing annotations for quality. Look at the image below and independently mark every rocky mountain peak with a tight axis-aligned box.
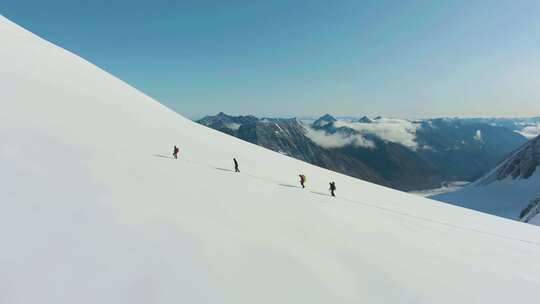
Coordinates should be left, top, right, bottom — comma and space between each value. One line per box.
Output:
358, 116, 373, 123
313, 114, 337, 127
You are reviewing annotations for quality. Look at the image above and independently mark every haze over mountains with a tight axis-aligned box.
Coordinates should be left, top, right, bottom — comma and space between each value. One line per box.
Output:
198, 113, 534, 191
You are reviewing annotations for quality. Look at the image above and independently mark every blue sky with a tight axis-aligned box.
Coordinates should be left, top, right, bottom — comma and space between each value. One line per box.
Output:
3, 0, 540, 119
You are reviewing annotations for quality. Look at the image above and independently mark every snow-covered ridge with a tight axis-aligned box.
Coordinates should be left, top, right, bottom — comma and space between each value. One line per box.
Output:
2, 15, 540, 303
432, 135, 540, 222
476, 135, 540, 185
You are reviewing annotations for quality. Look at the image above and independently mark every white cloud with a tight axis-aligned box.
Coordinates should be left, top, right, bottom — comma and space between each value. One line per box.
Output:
473, 130, 483, 142
224, 123, 241, 130
304, 126, 375, 149
518, 124, 540, 139
333, 118, 420, 149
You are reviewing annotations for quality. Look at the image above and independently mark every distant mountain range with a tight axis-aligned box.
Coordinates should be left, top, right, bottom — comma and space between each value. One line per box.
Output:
197, 113, 535, 191
198, 113, 388, 186
455, 117, 540, 139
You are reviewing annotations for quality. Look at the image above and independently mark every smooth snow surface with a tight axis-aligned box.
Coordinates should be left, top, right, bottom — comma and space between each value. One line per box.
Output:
433, 171, 540, 220
2, 16, 540, 303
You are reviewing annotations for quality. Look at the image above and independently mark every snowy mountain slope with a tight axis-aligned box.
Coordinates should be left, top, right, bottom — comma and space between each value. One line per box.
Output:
2, 15, 540, 303
433, 136, 540, 221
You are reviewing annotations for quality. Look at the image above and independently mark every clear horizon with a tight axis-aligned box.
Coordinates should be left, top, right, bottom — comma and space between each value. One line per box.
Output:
3, 0, 540, 119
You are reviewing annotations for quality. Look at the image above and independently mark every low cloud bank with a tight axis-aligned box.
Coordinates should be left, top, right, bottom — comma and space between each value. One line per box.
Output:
304, 126, 375, 149
224, 123, 241, 130
473, 130, 483, 142
518, 124, 540, 139
334, 118, 420, 149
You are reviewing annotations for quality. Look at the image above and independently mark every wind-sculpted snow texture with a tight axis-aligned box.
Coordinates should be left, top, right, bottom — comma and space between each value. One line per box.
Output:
2, 15, 540, 303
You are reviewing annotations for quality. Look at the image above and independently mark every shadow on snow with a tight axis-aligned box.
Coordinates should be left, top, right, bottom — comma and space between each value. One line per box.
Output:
153, 154, 175, 159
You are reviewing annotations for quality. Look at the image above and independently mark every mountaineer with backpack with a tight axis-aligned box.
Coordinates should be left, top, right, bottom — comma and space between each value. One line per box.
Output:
299, 174, 306, 188
173, 145, 179, 159
329, 181, 336, 197
233, 158, 240, 172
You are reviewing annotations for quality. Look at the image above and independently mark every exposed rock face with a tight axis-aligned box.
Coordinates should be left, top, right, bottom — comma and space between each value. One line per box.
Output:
312, 114, 337, 127
197, 112, 258, 136
358, 116, 373, 123
519, 194, 540, 223
478, 135, 540, 185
